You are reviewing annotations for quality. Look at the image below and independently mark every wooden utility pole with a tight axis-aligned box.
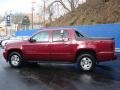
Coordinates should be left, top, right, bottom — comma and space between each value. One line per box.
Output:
31, 1, 35, 29
43, 0, 46, 26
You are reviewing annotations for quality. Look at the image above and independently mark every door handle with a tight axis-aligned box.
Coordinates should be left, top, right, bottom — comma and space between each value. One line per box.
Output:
64, 43, 70, 46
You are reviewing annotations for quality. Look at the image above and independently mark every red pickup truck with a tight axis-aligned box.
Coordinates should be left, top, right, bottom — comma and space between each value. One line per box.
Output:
3, 28, 116, 71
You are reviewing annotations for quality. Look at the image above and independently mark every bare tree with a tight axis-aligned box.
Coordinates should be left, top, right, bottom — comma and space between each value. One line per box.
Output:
39, 0, 86, 25
48, 0, 83, 12
47, 6, 54, 22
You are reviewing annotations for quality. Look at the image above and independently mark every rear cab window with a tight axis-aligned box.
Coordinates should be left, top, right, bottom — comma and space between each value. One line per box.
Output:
75, 30, 87, 40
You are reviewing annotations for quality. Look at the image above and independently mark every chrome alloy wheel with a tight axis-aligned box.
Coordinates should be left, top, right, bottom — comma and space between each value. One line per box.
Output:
80, 57, 92, 71
10, 55, 20, 66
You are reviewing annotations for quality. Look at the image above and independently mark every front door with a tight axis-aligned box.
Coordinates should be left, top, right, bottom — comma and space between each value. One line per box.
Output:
23, 31, 50, 61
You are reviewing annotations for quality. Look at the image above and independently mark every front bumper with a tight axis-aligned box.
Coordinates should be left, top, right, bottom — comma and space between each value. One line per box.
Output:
3, 51, 7, 61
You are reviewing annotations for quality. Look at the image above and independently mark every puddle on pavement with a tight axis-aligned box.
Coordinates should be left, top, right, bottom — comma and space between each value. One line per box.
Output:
18, 64, 120, 89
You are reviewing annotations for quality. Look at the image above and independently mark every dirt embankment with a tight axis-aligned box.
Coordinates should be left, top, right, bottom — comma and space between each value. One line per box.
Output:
47, 0, 120, 27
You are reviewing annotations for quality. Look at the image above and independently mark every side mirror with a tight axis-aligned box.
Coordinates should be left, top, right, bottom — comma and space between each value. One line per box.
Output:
28, 38, 36, 43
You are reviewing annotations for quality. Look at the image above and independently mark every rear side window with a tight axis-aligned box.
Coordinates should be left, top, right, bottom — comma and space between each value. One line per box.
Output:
63, 31, 69, 39
52, 30, 69, 42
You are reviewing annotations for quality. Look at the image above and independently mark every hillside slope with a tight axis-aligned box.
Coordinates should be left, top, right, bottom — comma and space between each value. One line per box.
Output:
47, 0, 120, 26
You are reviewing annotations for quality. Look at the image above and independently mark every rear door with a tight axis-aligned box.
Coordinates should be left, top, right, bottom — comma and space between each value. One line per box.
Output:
50, 30, 73, 62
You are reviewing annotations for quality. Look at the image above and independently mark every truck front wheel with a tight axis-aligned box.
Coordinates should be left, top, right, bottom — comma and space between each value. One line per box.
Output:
77, 53, 96, 71
8, 52, 23, 68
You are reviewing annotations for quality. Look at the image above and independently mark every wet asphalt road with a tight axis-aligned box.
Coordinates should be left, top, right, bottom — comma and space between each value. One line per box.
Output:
0, 48, 120, 90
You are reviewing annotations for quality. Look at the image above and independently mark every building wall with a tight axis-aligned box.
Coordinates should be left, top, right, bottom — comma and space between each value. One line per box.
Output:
0, 26, 6, 36
0, 21, 18, 36
64, 23, 120, 48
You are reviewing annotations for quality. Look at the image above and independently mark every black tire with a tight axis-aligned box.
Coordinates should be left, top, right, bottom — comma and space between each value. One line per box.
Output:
8, 52, 23, 68
77, 53, 96, 71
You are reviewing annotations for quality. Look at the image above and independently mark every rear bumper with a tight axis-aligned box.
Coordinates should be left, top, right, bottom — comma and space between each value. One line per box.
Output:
113, 54, 117, 60
97, 52, 117, 62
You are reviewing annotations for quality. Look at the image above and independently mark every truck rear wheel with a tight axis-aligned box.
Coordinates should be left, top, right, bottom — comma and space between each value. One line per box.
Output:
77, 53, 96, 71
8, 52, 23, 68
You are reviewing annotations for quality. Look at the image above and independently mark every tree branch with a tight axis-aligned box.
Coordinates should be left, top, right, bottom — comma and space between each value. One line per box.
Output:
48, 0, 71, 12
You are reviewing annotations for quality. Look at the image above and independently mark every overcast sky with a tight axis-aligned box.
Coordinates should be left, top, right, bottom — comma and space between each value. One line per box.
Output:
0, 0, 43, 16
0, 0, 86, 16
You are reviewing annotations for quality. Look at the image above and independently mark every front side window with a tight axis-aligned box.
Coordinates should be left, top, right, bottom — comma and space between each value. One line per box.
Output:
32, 31, 49, 42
